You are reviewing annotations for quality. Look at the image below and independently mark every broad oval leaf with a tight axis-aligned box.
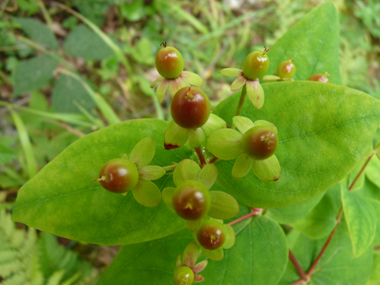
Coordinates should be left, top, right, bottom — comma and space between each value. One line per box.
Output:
12, 119, 195, 245
213, 81, 380, 208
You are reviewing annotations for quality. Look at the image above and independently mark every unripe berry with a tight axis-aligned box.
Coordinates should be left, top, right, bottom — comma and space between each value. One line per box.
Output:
242, 47, 270, 80
155, 42, 184, 79
197, 220, 226, 250
96, 158, 139, 193
241, 126, 278, 160
172, 180, 210, 220
276, 58, 296, 78
171, 87, 211, 129
174, 266, 194, 285
308, 72, 329, 83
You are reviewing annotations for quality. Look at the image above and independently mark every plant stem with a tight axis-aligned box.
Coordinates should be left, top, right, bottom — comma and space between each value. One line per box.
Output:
195, 147, 207, 167
289, 250, 308, 282
228, 210, 259, 226
209, 156, 218, 164
37, 0, 53, 29
235, 84, 247, 117
349, 152, 374, 191
162, 164, 177, 172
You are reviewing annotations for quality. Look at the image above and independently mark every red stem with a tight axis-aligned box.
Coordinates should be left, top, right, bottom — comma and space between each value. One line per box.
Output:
348, 153, 374, 191
209, 156, 218, 164
195, 147, 206, 167
228, 211, 259, 226
289, 250, 308, 282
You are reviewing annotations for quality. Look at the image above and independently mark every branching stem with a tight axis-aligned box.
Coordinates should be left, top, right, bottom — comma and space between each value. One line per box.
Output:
228, 210, 259, 226
195, 147, 207, 167
289, 250, 308, 282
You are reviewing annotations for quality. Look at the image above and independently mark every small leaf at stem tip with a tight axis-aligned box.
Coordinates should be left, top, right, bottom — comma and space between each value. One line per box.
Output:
131, 180, 161, 207
222, 224, 236, 249
233, 116, 254, 134
262, 75, 281, 81
156, 79, 169, 103
173, 159, 201, 187
206, 128, 242, 160
138, 165, 165, 181
186, 219, 203, 232
219, 68, 242, 77
251, 155, 281, 182
176, 255, 183, 268
162, 187, 176, 212
281, 77, 294, 81
231, 76, 246, 91
246, 79, 264, 109
183, 241, 200, 267
201, 247, 224, 261
194, 274, 205, 283
192, 260, 208, 274
129, 137, 156, 167
208, 191, 240, 220
164, 121, 188, 150
188, 128, 205, 148
201, 113, 226, 137
150, 76, 164, 88
253, 120, 278, 134
197, 163, 218, 189
181, 71, 203, 86
232, 153, 253, 179
168, 77, 189, 97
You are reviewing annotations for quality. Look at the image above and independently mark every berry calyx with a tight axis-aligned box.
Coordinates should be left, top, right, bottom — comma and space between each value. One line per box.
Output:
276, 58, 296, 78
197, 220, 226, 250
155, 43, 184, 79
172, 180, 210, 220
174, 266, 194, 285
242, 47, 270, 80
96, 158, 139, 193
307, 72, 329, 83
241, 126, 278, 160
171, 87, 211, 129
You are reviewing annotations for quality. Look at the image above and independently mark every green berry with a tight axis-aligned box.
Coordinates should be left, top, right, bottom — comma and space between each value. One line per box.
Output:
242, 47, 270, 80
276, 58, 296, 78
155, 42, 184, 79
172, 180, 210, 220
197, 220, 226, 250
241, 126, 278, 160
96, 158, 139, 193
174, 266, 194, 285
171, 86, 211, 129
308, 72, 329, 83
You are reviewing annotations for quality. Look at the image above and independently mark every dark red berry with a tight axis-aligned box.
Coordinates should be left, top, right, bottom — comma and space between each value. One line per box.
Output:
174, 266, 194, 285
308, 72, 329, 83
242, 47, 270, 80
172, 180, 210, 220
171, 87, 210, 129
155, 43, 184, 79
197, 220, 226, 250
96, 158, 139, 193
276, 58, 296, 78
241, 126, 278, 160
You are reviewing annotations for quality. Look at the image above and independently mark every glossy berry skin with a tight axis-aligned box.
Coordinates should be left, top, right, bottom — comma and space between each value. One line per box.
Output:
172, 180, 210, 220
171, 87, 211, 129
155, 46, 184, 79
276, 60, 296, 78
174, 266, 194, 285
241, 126, 278, 160
197, 220, 226, 250
308, 74, 329, 83
242, 51, 269, 80
98, 158, 139, 193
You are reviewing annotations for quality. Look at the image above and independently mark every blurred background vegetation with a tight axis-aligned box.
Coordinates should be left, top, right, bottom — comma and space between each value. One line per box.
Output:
0, 0, 379, 284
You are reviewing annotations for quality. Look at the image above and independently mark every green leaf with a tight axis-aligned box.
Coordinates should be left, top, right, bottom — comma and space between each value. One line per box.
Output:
251, 155, 281, 182
188, 128, 205, 148
164, 121, 188, 149
12, 119, 192, 245
341, 184, 377, 257
206, 129, 242, 160
222, 224, 235, 249
63, 25, 113, 60
213, 81, 380, 208
13, 55, 57, 97
232, 116, 254, 134
201, 114, 226, 137
182, 71, 203, 86
208, 191, 239, 220
366, 154, 380, 188
280, 222, 373, 285
230, 76, 246, 91
0, 144, 17, 164
162, 187, 175, 212
196, 163, 218, 189
138, 165, 165, 181
246, 80, 264, 109
130, 137, 156, 168
357, 178, 380, 201
173, 159, 201, 187
185, 219, 203, 232
13, 17, 59, 50
156, 79, 169, 103
366, 198, 380, 246
369, 251, 380, 282
131, 180, 161, 208
232, 153, 252, 179
182, 241, 200, 267
201, 247, 224, 261
219, 68, 242, 77
265, 1, 341, 85
98, 215, 287, 284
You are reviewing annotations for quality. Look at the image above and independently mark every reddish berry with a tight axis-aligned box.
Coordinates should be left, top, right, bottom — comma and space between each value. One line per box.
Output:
96, 158, 139, 193
241, 126, 278, 160
155, 42, 184, 79
174, 266, 194, 285
308, 72, 329, 83
242, 47, 270, 80
171, 87, 210, 129
172, 180, 210, 220
276, 58, 296, 78
197, 220, 226, 250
